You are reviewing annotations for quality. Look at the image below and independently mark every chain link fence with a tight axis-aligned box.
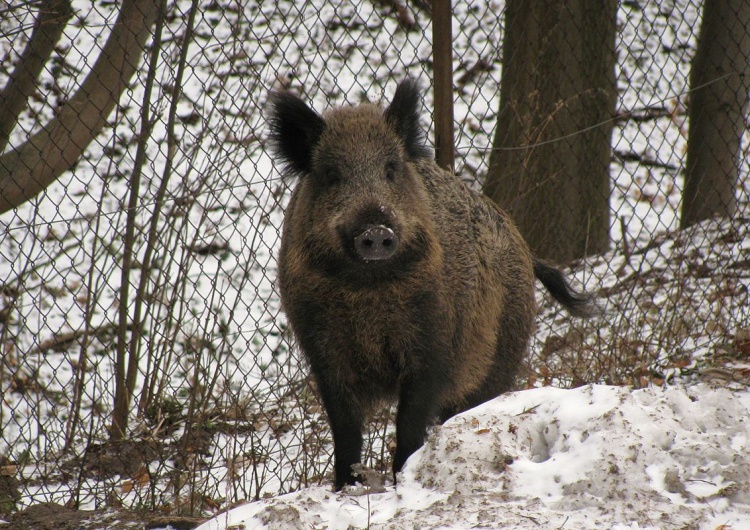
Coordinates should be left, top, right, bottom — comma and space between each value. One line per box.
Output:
1, 0, 748, 519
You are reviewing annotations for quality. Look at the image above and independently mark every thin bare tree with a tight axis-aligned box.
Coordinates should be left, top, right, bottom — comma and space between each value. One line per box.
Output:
0, 0, 159, 214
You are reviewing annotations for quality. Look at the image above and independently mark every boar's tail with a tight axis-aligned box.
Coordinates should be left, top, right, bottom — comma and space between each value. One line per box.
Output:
533, 259, 599, 318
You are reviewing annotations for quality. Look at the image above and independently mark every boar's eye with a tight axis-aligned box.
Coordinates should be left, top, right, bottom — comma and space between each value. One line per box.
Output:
323, 168, 341, 187
385, 163, 397, 182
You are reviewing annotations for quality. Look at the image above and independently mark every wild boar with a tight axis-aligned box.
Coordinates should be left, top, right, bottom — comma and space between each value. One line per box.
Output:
268, 80, 594, 491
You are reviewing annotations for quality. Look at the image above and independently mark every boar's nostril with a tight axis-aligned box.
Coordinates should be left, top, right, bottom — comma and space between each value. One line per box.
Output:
354, 226, 399, 261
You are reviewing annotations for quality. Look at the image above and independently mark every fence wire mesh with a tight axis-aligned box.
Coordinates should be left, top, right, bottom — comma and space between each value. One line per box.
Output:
0, 0, 748, 519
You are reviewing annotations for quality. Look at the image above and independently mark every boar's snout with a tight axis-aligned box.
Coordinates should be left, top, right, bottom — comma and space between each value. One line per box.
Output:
354, 225, 399, 261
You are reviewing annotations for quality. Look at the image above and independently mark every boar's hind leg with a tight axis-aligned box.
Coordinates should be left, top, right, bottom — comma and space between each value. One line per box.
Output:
437, 368, 514, 423
437, 325, 528, 424
436, 384, 501, 424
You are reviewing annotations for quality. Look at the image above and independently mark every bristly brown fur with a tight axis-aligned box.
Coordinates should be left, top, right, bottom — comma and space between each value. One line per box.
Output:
268, 80, 594, 491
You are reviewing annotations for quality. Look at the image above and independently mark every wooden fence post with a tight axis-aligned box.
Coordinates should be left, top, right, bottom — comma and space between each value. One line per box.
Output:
432, 0, 454, 172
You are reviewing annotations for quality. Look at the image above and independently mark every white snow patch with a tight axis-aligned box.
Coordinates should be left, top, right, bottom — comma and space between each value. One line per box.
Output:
194, 384, 750, 530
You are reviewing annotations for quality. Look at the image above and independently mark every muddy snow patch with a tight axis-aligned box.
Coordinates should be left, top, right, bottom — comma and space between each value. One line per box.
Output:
195, 384, 750, 530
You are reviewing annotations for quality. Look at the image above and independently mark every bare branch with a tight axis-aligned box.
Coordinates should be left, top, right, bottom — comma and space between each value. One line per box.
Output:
0, 0, 160, 214
0, 0, 73, 154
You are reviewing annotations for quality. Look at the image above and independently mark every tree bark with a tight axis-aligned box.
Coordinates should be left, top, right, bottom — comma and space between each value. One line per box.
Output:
0, 0, 73, 154
0, 0, 160, 214
681, 0, 750, 229
484, 0, 617, 263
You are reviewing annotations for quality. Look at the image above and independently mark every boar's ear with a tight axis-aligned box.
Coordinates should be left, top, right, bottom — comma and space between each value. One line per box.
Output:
384, 80, 431, 159
268, 91, 326, 175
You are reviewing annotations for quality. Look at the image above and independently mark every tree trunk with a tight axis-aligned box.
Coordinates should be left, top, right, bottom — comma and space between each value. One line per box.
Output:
681, 0, 750, 229
0, 0, 160, 214
484, 0, 617, 263
0, 0, 73, 154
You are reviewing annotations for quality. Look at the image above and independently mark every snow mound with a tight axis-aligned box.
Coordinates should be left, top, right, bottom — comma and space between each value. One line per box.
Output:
196, 384, 750, 529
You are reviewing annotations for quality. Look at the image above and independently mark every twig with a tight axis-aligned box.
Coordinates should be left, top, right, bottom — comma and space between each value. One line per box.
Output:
29, 323, 124, 356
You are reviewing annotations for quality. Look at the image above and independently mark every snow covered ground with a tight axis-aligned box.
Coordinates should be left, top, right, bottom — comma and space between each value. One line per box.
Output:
530, 215, 750, 390
195, 384, 750, 530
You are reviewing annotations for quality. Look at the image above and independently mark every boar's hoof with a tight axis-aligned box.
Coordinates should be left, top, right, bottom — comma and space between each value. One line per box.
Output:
354, 226, 399, 261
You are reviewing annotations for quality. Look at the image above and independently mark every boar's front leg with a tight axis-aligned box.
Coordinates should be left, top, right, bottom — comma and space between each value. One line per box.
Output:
313, 367, 365, 491
290, 303, 365, 490
392, 352, 449, 479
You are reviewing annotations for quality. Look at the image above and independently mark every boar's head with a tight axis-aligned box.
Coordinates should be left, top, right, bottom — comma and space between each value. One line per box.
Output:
269, 81, 438, 283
